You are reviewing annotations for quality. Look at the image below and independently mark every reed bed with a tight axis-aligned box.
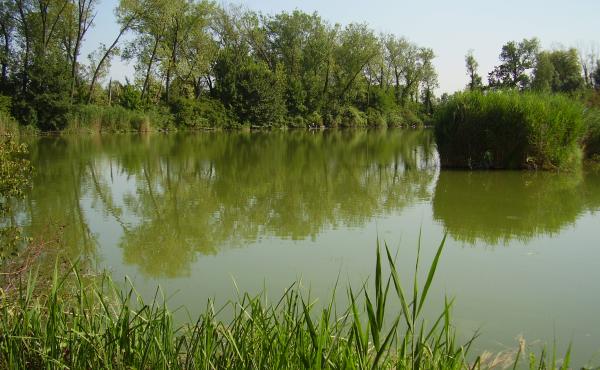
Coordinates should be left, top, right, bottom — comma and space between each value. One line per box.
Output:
65, 105, 165, 133
434, 91, 586, 170
0, 237, 573, 369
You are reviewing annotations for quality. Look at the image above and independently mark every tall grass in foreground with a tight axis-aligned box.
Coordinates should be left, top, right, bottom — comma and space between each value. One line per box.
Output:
0, 237, 573, 369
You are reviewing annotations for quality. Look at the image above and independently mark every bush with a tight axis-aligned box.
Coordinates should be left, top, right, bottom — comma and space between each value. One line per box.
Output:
289, 115, 306, 128
366, 108, 387, 127
118, 85, 143, 111
305, 111, 323, 127
170, 97, 236, 128
434, 91, 586, 170
385, 110, 404, 127
339, 105, 367, 127
401, 108, 424, 128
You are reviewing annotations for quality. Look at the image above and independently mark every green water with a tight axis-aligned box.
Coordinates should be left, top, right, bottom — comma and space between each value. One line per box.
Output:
13, 130, 600, 366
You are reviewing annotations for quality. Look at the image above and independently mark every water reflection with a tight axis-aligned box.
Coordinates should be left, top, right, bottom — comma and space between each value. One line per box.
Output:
22, 130, 437, 276
432, 171, 600, 245
17, 131, 600, 276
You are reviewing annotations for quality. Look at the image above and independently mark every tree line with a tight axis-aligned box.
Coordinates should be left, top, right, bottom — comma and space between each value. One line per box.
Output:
463, 38, 600, 95
0, 0, 439, 130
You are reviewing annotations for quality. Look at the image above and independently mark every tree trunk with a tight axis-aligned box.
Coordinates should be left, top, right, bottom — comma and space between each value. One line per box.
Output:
141, 35, 160, 102
87, 19, 133, 103
165, 20, 179, 104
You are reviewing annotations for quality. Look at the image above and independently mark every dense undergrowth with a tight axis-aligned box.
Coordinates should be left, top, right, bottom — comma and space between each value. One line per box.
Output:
1, 96, 428, 134
434, 91, 587, 170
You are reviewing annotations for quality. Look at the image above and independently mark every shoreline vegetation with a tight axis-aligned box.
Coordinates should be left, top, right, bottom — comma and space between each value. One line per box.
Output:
434, 91, 588, 170
0, 238, 577, 369
0, 0, 597, 156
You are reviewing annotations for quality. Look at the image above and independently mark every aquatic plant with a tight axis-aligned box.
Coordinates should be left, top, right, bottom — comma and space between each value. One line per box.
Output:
434, 91, 586, 170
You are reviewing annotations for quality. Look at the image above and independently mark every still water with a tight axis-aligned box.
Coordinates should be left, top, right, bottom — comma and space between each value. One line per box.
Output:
16, 130, 600, 366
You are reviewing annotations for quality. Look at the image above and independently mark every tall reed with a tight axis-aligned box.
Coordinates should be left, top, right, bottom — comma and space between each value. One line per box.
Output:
434, 91, 586, 170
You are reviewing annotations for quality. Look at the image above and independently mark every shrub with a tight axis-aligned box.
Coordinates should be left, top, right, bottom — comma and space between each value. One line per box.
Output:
434, 91, 586, 170
366, 108, 387, 127
386, 110, 404, 127
118, 85, 143, 111
401, 108, 423, 128
170, 97, 236, 129
305, 111, 323, 127
289, 115, 306, 128
339, 105, 367, 127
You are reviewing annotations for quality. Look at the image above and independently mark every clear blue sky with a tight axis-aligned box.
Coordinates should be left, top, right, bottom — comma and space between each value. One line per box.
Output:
83, 0, 600, 94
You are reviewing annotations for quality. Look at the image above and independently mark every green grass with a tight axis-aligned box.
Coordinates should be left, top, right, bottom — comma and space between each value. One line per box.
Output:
65, 105, 171, 133
0, 238, 574, 369
434, 91, 586, 170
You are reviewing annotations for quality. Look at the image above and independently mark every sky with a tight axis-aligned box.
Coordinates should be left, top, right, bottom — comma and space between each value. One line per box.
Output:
82, 0, 600, 94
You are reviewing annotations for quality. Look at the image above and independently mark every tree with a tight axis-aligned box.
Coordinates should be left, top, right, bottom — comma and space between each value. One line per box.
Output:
577, 42, 599, 88
419, 48, 437, 113
593, 60, 600, 90
0, 0, 16, 89
532, 51, 554, 92
532, 49, 583, 93
488, 38, 539, 90
263, 11, 333, 115
87, 0, 153, 103
66, 0, 97, 100
465, 50, 482, 90
333, 23, 379, 103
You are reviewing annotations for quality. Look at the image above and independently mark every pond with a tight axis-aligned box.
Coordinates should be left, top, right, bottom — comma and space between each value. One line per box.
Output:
14, 130, 600, 366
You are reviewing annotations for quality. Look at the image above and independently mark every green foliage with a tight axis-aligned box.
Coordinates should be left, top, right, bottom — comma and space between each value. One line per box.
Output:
214, 53, 287, 127
593, 60, 600, 90
366, 108, 387, 127
532, 49, 583, 93
305, 111, 323, 127
0, 136, 32, 261
289, 115, 306, 128
170, 97, 236, 128
434, 91, 586, 170
0, 238, 576, 368
488, 38, 540, 90
0, 95, 10, 115
118, 84, 143, 110
401, 108, 423, 127
66, 105, 161, 133
0, 96, 18, 136
339, 105, 367, 127
465, 51, 483, 91
584, 108, 600, 160
1, 1, 437, 131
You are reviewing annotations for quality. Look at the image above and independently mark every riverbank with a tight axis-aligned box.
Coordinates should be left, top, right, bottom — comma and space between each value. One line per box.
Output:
1, 104, 430, 136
